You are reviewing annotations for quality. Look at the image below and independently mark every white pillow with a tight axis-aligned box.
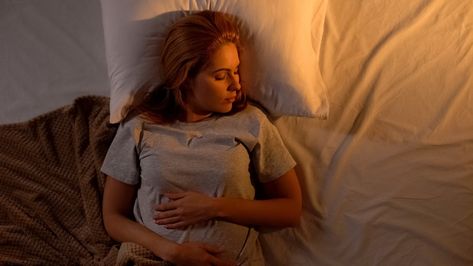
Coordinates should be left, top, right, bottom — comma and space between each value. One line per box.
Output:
101, 0, 329, 123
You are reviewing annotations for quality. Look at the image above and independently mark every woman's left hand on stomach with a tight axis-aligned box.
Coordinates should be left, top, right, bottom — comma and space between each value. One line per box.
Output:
154, 191, 218, 229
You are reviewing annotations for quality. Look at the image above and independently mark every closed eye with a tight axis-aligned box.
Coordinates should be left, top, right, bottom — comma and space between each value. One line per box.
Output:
213, 65, 239, 80
215, 73, 227, 80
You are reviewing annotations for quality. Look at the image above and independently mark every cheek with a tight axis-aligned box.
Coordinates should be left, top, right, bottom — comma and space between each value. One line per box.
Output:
192, 76, 228, 103
202, 82, 227, 99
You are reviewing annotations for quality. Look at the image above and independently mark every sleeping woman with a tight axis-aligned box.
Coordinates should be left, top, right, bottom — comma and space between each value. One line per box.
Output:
101, 10, 301, 266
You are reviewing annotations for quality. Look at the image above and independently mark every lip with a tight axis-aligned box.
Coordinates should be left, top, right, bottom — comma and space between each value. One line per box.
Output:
225, 97, 236, 103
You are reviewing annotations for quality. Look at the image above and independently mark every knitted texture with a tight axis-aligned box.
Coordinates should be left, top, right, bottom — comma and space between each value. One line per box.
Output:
0, 96, 119, 265
116, 242, 172, 266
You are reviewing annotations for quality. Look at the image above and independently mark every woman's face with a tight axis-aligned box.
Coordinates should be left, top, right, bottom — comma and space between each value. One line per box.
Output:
185, 43, 241, 122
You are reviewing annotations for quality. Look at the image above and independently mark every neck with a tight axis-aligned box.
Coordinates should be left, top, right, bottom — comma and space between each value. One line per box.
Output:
181, 108, 213, 123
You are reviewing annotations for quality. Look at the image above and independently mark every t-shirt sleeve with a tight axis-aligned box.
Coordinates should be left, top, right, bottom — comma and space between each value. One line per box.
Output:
101, 119, 141, 185
251, 110, 296, 183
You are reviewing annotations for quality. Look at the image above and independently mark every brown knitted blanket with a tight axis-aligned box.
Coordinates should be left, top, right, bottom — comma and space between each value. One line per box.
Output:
0, 96, 120, 265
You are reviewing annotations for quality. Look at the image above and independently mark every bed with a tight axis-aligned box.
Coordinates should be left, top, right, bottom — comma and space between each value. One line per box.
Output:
1, 0, 472, 265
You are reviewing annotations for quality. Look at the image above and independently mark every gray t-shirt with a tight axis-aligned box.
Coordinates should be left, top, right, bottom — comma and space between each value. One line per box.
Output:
101, 105, 296, 265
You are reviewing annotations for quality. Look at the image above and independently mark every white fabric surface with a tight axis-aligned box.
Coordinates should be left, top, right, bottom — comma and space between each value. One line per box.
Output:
1, 0, 472, 265
100, 0, 328, 123
261, 0, 473, 265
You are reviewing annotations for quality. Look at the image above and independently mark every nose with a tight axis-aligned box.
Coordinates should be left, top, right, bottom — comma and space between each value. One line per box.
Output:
228, 73, 241, 91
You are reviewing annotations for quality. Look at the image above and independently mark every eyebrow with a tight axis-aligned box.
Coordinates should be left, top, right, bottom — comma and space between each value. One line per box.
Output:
211, 66, 239, 74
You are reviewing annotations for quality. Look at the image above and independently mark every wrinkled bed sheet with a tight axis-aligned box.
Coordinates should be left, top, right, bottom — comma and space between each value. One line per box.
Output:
262, 0, 473, 265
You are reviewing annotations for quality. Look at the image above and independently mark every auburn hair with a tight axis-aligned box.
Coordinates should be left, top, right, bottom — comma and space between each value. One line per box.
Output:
127, 10, 247, 124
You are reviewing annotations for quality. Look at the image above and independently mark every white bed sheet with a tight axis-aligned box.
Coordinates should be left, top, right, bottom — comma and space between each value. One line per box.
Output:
262, 0, 473, 265
1, 0, 472, 265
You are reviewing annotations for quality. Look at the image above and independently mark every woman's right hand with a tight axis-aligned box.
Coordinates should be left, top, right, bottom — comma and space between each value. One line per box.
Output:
170, 242, 237, 266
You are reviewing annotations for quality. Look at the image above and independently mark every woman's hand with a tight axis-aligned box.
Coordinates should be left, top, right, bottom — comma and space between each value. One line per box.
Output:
154, 191, 217, 229
170, 242, 236, 266
154, 168, 301, 229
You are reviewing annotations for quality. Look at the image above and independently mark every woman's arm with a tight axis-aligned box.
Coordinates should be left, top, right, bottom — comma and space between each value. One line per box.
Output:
103, 176, 236, 266
103, 176, 176, 259
154, 168, 302, 228
217, 168, 302, 227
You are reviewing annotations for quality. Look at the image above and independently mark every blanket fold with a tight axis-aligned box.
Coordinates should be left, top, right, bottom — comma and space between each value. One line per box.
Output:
0, 96, 118, 265
116, 242, 171, 266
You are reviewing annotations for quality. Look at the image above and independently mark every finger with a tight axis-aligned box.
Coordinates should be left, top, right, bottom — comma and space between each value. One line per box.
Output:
153, 209, 180, 220
154, 217, 185, 228
155, 201, 177, 211
155, 216, 181, 225
202, 244, 224, 255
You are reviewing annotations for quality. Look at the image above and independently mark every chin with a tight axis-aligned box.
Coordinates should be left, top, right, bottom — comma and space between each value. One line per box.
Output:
216, 104, 233, 114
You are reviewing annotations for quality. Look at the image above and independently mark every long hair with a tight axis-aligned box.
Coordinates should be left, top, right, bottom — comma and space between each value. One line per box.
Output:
128, 11, 247, 124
